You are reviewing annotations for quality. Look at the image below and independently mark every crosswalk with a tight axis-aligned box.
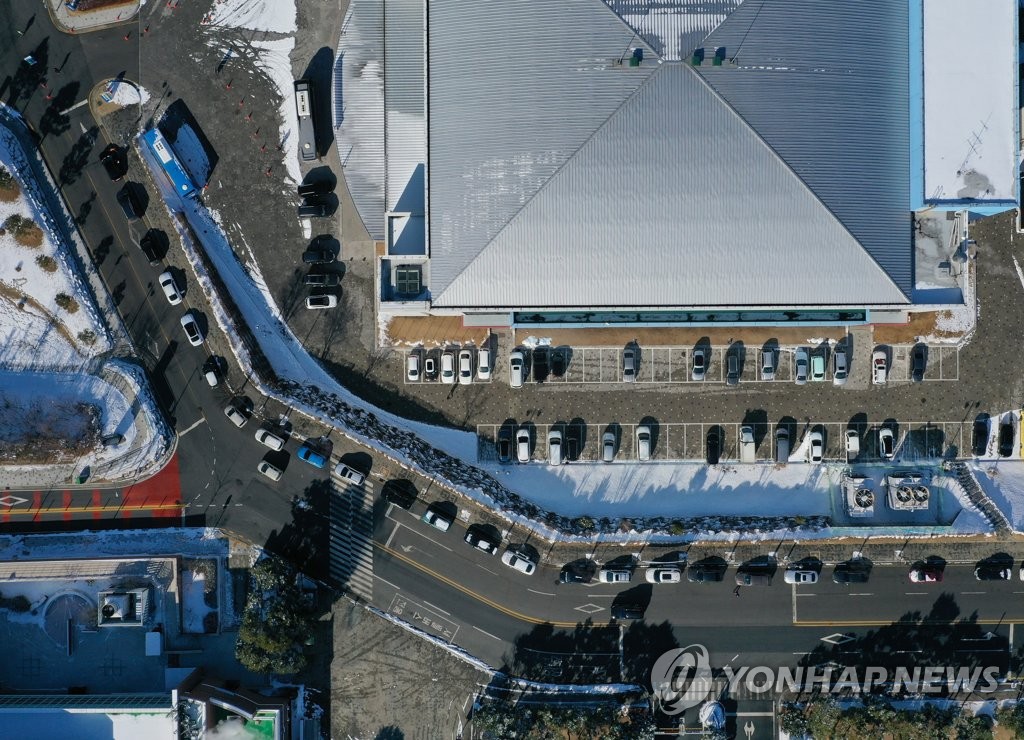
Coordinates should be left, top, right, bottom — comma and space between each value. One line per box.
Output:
328, 474, 376, 601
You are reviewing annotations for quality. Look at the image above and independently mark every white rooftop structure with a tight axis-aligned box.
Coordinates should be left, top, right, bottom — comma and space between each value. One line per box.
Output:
922, 0, 1017, 205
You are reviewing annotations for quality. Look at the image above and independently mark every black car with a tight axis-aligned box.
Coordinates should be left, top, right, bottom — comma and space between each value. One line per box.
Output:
136, 230, 161, 266
382, 482, 416, 510
558, 569, 588, 584
911, 345, 927, 382
297, 180, 333, 198
687, 562, 726, 583
550, 348, 567, 377
464, 528, 499, 555
611, 603, 645, 620
974, 563, 1012, 581
532, 346, 549, 382
297, 198, 329, 218
998, 420, 1015, 458
302, 271, 341, 287
972, 417, 989, 456
832, 558, 871, 585
99, 143, 126, 181
706, 428, 721, 465
116, 183, 143, 220
496, 430, 513, 464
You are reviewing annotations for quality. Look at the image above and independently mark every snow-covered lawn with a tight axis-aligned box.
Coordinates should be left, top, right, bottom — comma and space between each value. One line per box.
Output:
972, 461, 1024, 531
206, 0, 296, 33
181, 569, 214, 633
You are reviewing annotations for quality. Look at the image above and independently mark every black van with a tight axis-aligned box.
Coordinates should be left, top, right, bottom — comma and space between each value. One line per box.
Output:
297, 199, 329, 218
297, 180, 332, 198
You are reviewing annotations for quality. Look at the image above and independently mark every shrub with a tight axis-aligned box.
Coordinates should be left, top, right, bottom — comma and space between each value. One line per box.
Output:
4, 214, 42, 247
668, 520, 686, 536
77, 329, 97, 346
574, 516, 595, 533
55, 293, 79, 313
35, 254, 57, 272
0, 166, 18, 202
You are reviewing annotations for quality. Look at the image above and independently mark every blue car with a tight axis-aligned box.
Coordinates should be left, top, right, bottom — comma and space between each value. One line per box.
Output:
297, 443, 328, 469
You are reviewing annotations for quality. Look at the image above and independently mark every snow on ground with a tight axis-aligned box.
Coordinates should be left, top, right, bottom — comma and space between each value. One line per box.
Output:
0, 710, 174, 740
972, 460, 1024, 531
107, 81, 151, 107
181, 570, 213, 633
206, 0, 296, 33
923, 0, 1016, 201
251, 37, 301, 186
0, 114, 110, 364
0, 528, 229, 561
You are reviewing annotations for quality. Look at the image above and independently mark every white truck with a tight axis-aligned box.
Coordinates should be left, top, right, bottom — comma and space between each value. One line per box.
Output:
740, 425, 756, 463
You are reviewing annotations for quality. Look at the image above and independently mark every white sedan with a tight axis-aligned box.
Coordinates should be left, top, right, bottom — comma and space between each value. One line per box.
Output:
501, 550, 536, 575
645, 567, 682, 584
783, 569, 819, 585
872, 350, 888, 384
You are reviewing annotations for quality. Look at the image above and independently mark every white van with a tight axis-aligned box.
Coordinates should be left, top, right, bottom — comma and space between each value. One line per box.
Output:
548, 429, 563, 465
775, 428, 790, 464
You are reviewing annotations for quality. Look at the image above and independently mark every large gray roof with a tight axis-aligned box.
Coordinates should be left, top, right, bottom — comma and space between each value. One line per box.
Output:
425, 0, 912, 308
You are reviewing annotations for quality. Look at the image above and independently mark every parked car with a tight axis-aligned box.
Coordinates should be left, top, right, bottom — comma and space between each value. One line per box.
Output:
382, 483, 416, 510
550, 348, 567, 377
808, 429, 823, 463
845, 429, 860, 460
458, 349, 473, 385
440, 351, 456, 384
305, 293, 337, 309
115, 183, 143, 220
911, 344, 927, 382
496, 429, 513, 464
872, 350, 888, 384
691, 347, 707, 381
601, 431, 616, 462
635, 425, 651, 461
622, 347, 637, 383
406, 352, 421, 381
878, 428, 895, 460
973, 417, 990, 456
158, 271, 181, 305
832, 346, 848, 386
297, 199, 329, 218
794, 347, 808, 385
909, 565, 943, 583
833, 558, 871, 584
297, 442, 328, 469
735, 570, 772, 587
760, 349, 775, 381
334, 463, 365, 486
599, 569, 632, 584
687, 561, 726, 583
726, 351, 740, 386
547, 429, 563, 465
706, 427, 721, 465
254, 428, 286, 451
974, 563, 1011, 581
999, 418, 1015, 458
509, 350, 525, 388
516, 427, 531, 463
501, 550, 536, 575
645, 567, 682, 584
98, 143, 126, 181
423, 356, 438, 382
559, 568, 591, 584
203, 356, 224, 387
223, 402, 248, 428
180, 312, 204, 346
775, 428, 790, 464
464, 528, 499, 555
257, 459, 284, 482
297, 180, 332, 197
610, 603, 645, 620
532, 346, 549, 382
136, 230, 162, 266
302, 272, 341, 287
477, 348, 492, 380
810, 351, 826, 382
422, 507, 453, 532
784, 569, 818, 585
301, 248, 334, 265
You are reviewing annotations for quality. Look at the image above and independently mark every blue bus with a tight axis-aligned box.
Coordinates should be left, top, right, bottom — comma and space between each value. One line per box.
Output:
141, 128, 197, 198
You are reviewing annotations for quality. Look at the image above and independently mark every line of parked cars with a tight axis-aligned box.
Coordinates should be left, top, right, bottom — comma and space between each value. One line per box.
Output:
409, 501, 539, 575
300, 234, 340, 309
407, 346, 492, 384
496, 424, 651, 464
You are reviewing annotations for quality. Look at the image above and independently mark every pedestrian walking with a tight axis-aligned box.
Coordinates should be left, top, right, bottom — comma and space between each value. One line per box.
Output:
733, 585, 741, 597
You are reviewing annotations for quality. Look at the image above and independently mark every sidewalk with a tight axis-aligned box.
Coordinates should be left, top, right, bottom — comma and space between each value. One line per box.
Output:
45, 0, 139, 35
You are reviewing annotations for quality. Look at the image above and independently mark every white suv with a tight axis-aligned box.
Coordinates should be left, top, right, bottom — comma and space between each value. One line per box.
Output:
509, 350, 525, 388
635, 425, 651, 461
548, 429, 563, 465
599, 569, 632, 583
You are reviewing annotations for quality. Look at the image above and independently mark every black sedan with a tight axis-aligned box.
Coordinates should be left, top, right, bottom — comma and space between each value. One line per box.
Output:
99, 143, 127, 181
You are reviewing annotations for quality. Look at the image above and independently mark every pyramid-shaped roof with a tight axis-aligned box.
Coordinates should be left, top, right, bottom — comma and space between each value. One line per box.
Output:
427, 0, 911, 308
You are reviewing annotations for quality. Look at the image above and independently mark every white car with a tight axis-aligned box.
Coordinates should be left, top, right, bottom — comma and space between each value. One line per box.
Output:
158, 271, 181, 305
601, 431, 616, 462
808, 430, 824, 463
832, 347, 849, 386
180, 312, 204, 347
645, 567, 682, 584
760, 349, 775, 381
440, 351, 456, 384
501, 550, 536, 575
547, 429, 563, 465
334, 463, 366, 486
257, 460, 283, 481
509, 350, 525, 388
223, 403, 247, 428
784, 569, 818, 585
406, 352, 420, 382
516, 427, 531, 463
422, 508, 453, 532
305, 294, 337, 309
691, 348, 707, 381
477, 348, 492, 380
254, 428, 285, 451
794, 347, 808, 385
636, 425, 651, 461
458, 349, 473, 385
872, 350, 888, 385
879, 427, 895, 459
599, 569, 632, 583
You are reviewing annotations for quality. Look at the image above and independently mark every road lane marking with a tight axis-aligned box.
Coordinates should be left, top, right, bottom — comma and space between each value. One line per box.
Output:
372, 573, 402, 591
422, 599, 451, 616
384, 522, 400, 550
398, 523, 454, 552
961, 591, 985, 595
475, 564, 499, 576
178, 416, 206, 436
59, 99, 90, 116
528, 589, 556, 597
473, 625, 501, 641
905, 592, 927, 595
797, 617, 1024, 626
848, 593, 872, 596
795, 593, 816, 597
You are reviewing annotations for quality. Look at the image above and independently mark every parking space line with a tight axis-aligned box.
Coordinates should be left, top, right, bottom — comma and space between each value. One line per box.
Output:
473, 625, 502, 641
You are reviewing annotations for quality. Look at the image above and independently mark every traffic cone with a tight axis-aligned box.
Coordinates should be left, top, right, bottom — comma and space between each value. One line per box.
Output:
224, 79, 232, 90
123, 32, 131, 41
238, 98, 244, 107
143, 25, 150, 34
259, 143, 267, 153
244, 111, 252, 122
265, 167, 272, 177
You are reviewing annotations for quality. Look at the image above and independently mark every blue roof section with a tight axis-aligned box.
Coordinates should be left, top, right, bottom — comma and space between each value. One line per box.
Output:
699, 0, 913, 296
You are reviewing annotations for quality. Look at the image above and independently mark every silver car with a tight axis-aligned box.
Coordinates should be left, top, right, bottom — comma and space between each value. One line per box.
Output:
760, 349, 775, 381
832, 346, 849, 386
691, 348, 707, 381
601, 431, 616, 462
794, 347, 808, 385
622, 347, 637, 383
